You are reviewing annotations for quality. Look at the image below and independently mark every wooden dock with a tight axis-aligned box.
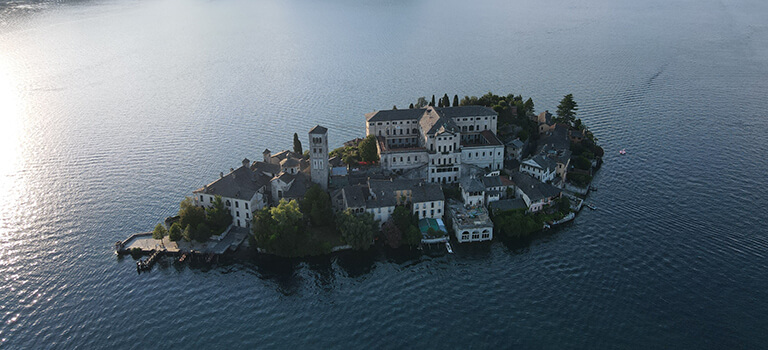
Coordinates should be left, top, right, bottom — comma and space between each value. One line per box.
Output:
116, 226, 250, 271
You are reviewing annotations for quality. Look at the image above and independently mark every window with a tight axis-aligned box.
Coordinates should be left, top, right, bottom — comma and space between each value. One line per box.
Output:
430, 209, 434, 216
415, 203, 419, 209
200, 195, 203, 202
237, 219, 241, 226
462, 235, 469, 241
209, 197, 213, 203
431, 202, 435, 208
236, 212, 240, 217
226, 200, 231, 206
245, 203, 249, 210
246, 213, 249, 219
235, 201, 239, 208
437, 209, 441, 214
423, 210, 426, 217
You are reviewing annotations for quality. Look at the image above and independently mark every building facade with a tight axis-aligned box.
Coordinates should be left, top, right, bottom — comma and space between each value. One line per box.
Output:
365, 106, 503, 184
309, 125, 329, 190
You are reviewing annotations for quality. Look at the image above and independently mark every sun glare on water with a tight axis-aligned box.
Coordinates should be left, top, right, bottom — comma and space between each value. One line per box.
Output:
0, 54, 26, 230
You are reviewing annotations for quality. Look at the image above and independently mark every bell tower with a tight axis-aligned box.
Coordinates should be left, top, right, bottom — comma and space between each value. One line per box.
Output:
308, 125, 329, 190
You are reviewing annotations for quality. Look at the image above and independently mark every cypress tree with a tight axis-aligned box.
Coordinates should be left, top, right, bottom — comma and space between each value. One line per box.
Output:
442, 94, 449, 107
293, 133, 302, 154
438, 99, 443, 108
453, 95, 459, 107
409, 103, 414, 109
430, 95, 435, 107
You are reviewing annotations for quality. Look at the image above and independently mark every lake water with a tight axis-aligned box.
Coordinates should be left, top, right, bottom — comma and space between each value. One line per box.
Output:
1, 0, 768, 348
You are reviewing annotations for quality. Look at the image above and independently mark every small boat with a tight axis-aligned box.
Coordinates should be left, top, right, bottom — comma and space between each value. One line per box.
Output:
586, 203, 597, 210
445, 242, 454, 254
619, 149, 626, 155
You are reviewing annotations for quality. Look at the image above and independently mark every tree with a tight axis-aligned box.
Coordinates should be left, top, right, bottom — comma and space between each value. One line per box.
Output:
415, 97, 428, 108
301, 184, 334, 227
195, 222, 212, 243
179, 197, 205, 230
168, 223, 182, 241
409, 103, 414, 109
524, 98, 534, 114
252, 199, 307, 256
556, 94, 578, 125
381, 220, 402, 248
392, 206, 413, 233
205, 195, 232, 234
438, 98, 443, 108
517, 130, 529, 141
393, 105, 397, 110
293, 133, 303, 154
442, 93, 450, 107
556, 197, 571, 213
430, 95, 435, 107
574, 156, 591, 170
403, 225, 422, 246
453, 95, 459, 107
152, 223, 167, 240
358, 134, 379, 162
182, 225, 193, 241
337, 209, 377, 250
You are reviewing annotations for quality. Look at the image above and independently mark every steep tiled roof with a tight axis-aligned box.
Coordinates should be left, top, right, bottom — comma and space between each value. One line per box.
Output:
193, 166, 268, 200
365, 106, 497, 123
482, 175, 503, 188
438, 106, 497, 118
309, 125, 328, 134
419, 107, 459, 136
460, 177, 485, 193
365, 108, 425, 122
366, 178, 444, 208
510, 172, 561, 202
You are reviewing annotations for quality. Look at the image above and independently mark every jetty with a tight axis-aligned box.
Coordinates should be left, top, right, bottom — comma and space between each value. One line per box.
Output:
116, 225, 250, 271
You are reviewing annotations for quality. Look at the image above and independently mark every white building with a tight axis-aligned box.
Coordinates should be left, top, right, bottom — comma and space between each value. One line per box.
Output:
365, 106, 504, 184
459, 177, 485, 207
447, 199, 493, 243
510, 172, 562, 213
193, 158, 271, 228
332, 178, 444, 226
520, 155, 557, 183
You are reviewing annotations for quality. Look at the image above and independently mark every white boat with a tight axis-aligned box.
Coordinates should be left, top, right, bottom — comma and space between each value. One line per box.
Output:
619, 149, 626, 155
586, 203, 597, 210
445, 242, 454, 254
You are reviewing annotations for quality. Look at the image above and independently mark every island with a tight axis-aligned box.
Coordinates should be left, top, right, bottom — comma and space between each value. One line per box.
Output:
116, 92, 603, 268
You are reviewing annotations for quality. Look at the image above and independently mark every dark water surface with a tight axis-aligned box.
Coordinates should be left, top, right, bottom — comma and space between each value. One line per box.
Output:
1, 0, 767, 348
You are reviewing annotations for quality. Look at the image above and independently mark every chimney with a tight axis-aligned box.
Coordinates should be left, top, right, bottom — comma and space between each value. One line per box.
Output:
242, 158, 250, 168
220, 172, 224, 178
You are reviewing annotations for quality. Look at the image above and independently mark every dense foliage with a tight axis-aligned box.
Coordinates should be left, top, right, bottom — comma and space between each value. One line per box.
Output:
177, 196, 231, 243
251, 199, 336, 257
300, 184, 334, 227
358, 135, 379, 163
168, 223, 182, 242
152, 223, 167, 240
336, 209, 378, 250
